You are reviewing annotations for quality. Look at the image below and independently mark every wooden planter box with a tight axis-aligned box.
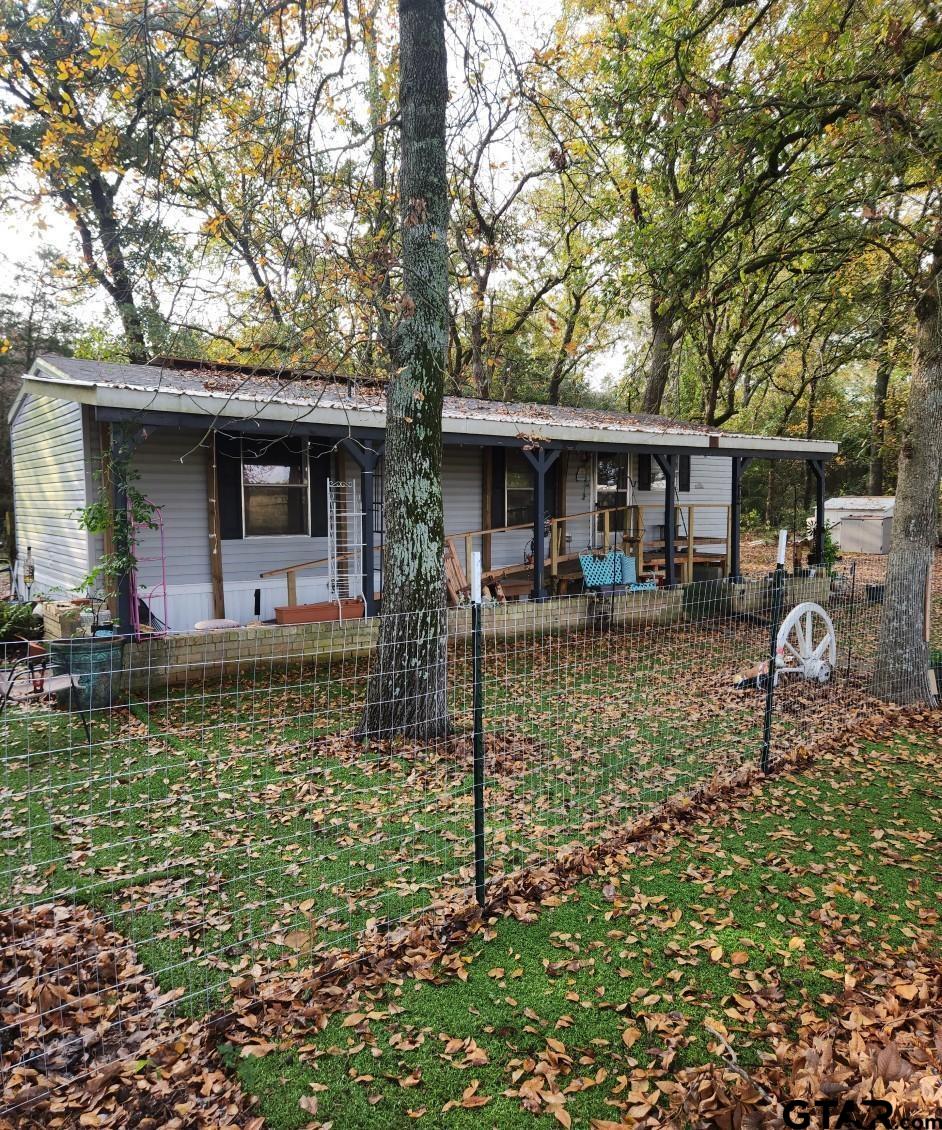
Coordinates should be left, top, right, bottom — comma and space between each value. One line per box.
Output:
274, 598, 364, 625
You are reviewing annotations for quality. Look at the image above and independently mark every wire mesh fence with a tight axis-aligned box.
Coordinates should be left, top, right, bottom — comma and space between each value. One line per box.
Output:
0, 551, 937, 1110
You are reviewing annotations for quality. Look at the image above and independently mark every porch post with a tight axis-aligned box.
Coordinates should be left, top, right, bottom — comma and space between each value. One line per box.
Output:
522, 446, 560, 600
728, 456, 752, 581
207, 436, 226, 619
113, 462, 132, 633
654, 453, 677, 587
340, 439, 384, 617
808, 459, 826, 566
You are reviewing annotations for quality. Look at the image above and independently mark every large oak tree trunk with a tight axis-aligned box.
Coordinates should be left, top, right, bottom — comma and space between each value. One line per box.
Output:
641, 299, 675, 415
356, 0, 449, 740
872, 258, 942, 705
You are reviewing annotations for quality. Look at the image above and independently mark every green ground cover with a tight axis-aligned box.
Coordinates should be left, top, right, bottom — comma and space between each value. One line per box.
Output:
0, 601, 889, 1024
229, 725, 941, 1129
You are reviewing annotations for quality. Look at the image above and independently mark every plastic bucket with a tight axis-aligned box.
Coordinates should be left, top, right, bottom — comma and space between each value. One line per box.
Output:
48, 636, 128, 712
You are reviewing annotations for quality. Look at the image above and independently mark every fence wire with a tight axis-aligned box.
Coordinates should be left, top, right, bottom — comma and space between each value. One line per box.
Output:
0, 550, 937, 1112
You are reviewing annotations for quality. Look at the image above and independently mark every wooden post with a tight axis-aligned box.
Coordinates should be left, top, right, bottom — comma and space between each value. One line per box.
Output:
464, 533, 473, 579
550, 519, 559, 577
686, 505, 695, 583
482, 447, 493, 572
603, 508, 610, 551
286, 569, 298, 608
635, 505, 644, 575
207, 437, 226, 618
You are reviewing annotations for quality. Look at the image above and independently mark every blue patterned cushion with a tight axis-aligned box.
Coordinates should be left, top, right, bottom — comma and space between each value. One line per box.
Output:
579, 551, 638, 588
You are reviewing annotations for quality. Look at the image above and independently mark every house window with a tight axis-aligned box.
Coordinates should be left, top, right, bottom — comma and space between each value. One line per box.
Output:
637, 453, 691, 493
505, 450, 534, 527
596, 455, 629, 533
242, 439, 309, 536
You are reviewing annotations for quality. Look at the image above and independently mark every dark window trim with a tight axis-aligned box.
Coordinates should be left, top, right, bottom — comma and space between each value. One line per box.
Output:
241, 437, 311, 538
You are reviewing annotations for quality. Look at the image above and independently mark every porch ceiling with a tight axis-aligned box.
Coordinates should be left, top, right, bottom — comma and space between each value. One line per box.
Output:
21, 354, 839, 462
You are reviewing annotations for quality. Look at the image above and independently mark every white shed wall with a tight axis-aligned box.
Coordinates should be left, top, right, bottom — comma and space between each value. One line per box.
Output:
10, 393, 90, 596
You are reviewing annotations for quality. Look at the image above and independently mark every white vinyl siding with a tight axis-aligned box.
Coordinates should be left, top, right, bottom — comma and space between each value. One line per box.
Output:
563, 454, 594, 556
131, 431, 213, 589
632, 454, 729, 550
10, 394, 90, 595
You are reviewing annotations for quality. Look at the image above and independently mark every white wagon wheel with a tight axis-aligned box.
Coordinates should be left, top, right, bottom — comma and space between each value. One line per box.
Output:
774, 601, 837, 685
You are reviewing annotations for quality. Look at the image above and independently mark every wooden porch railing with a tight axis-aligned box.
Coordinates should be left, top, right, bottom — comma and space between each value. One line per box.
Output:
260, 501, 733, 608
260, 547, 384, 607
445, 502, 732, 592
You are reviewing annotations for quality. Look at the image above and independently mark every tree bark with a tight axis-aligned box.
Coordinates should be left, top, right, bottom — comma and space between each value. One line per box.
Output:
88, 176, 148, 361
469, 282, 488, 396
547, 287, 583, 405
641, 299, 675, 415
872, 254, 942, 705
356, 0, 449, 740
802, 373, 818, 512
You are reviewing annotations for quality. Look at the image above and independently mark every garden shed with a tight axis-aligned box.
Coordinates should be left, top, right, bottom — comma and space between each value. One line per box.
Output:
824, 496, 895, 555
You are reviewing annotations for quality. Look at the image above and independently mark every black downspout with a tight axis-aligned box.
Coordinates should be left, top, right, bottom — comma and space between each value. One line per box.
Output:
809, 459, 826, 566
654, 453, 677, 587
522, 446, 560, 601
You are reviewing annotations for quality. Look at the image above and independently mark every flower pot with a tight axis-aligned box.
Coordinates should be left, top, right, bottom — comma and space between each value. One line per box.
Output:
930, 653, 942, 697
274, 598, 364, 625
48, 635, 128, 712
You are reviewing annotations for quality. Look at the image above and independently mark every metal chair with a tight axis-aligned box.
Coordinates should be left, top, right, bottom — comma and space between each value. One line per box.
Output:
0, 641, 90, 739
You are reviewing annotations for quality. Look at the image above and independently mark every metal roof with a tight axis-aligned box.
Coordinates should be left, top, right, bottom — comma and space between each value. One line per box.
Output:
17, 355, 839, 459
824, 496, 895, 512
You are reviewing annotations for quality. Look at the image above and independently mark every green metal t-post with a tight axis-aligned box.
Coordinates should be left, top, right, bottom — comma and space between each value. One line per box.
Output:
470, 551, 486, 908
760, 529, 788, 773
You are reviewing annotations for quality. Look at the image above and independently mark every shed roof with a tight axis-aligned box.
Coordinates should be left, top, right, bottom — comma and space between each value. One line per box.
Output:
824, 496, 895, 512
18, 355, 839, 459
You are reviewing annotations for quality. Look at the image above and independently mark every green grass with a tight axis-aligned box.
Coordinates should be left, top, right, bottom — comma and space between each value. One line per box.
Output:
0, 601, 899, 1038
0, 623, 782, 1011
230, 726, 942, 1129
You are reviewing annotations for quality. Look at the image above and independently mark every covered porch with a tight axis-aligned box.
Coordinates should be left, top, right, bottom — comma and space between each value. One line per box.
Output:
17, 354, 836, 630
258, 438, 833, 615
